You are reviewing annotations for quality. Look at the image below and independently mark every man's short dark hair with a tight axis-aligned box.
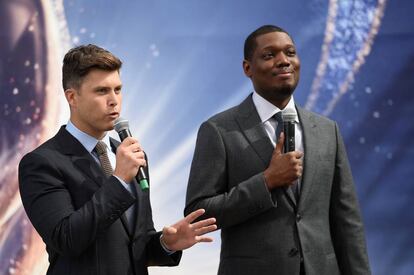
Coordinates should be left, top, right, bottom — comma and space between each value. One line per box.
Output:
244, 25, 289, 61
62, 44, 122, 90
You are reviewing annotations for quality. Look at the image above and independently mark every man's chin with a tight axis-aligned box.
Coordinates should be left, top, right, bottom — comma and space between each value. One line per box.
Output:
106, 125, 115, 132
101, 122, 115, 132
105, 118, 118, 130
269, 86, 295, 100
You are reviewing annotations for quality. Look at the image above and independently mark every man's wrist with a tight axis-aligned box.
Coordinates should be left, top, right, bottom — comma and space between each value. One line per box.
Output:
160, 234, 176, 255
113, 175, 135, 195
263, 169, 272, 190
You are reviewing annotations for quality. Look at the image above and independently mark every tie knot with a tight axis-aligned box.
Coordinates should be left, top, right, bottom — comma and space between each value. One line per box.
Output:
94, 141, 107, 155
274, 112, 283, 123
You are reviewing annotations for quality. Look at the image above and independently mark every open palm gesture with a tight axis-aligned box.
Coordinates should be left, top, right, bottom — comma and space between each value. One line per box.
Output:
160, 209, 216, 251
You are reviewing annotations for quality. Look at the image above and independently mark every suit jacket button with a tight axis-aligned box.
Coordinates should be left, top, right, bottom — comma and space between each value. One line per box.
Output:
296, 214, 302, 221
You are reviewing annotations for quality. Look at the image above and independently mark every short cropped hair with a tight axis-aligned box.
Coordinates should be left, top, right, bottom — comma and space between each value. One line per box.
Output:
244, 25, 289, 60
62, 44, 122, 90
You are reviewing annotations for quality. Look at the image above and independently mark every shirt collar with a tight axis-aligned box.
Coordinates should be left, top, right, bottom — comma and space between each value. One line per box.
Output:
252, 91, 299, 123
66, 120, 111, 153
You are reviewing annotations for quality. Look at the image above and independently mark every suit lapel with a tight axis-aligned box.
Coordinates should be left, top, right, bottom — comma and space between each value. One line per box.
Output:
235, 95, 274, 167
110, 138, 138, 237
296, 106, 318, 209
235, 95, 299, 208
110, 138, 153, 240
56, 126, 106, 187
283, 181, 297, 208
130, 151, 151, 240
280, 106, 313, 208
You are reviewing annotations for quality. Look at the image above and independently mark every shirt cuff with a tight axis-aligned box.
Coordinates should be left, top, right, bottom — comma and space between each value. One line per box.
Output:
159, 234, 176, 255
113, 175, 135, 195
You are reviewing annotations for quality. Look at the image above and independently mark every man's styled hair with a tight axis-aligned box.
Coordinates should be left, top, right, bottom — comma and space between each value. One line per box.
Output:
62, 44, 122, 90
244, 25, 289, 61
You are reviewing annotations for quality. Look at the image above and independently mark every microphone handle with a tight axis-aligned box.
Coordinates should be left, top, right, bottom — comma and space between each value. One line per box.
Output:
118, 129, 149, 190
283, 122, 295, 152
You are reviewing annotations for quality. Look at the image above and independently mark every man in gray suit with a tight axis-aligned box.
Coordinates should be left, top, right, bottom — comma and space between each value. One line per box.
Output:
185, 25, 371, 275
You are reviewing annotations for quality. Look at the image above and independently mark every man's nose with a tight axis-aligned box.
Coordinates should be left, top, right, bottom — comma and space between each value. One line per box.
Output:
275, 52, 290, 67
108, 90, 119, 106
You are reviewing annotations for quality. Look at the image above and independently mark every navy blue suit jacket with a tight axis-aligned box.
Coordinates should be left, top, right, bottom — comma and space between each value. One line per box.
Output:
19, 126, 181, 275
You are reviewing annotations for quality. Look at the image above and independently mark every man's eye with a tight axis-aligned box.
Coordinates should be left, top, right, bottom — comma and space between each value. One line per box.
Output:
287, 50, 296, 56
263, 53, 274, 59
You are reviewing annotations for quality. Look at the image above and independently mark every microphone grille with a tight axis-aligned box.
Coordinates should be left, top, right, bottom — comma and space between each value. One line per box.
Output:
282, 109, 297, 122
114, 117, 129, 132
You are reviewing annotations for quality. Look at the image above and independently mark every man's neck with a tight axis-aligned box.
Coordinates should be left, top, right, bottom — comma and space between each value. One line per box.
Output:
256, 93, 292, 110
69, 117, 106, 140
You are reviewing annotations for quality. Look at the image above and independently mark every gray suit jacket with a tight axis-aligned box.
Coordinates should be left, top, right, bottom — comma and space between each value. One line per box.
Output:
185, 95, 370, 275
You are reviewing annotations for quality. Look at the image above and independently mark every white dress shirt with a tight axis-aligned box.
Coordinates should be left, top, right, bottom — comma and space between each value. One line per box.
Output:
252, 92, 304, 193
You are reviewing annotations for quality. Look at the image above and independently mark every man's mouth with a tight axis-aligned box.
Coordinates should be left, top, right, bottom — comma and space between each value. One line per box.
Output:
272, 71, 293, 77
272, 67, 294, 76
108, 112, 119, 118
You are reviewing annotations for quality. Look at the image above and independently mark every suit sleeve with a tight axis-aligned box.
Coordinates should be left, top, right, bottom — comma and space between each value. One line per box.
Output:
185, 121, 276, 229
19, 152, 136, 257
329, 123, 371, 274
145, 232, 182, 266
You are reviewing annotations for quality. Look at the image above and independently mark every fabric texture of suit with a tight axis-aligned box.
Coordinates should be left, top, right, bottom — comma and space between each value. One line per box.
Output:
19, 126, 181, 275
185, 94, 370, 275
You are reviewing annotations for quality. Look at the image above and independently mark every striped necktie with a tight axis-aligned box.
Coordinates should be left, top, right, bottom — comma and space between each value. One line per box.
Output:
94, 141, 113, 177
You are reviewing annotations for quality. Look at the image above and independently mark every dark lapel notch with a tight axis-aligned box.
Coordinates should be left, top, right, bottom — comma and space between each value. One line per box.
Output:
234, 95, 274, 167
56, 126, 106, 187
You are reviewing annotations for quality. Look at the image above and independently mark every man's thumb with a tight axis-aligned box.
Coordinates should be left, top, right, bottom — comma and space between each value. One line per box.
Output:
274, 132, 284, 155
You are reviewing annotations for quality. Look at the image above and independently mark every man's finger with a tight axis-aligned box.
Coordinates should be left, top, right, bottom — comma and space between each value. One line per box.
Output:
184, 208, 206, 223
122, 137, 138, 146
195, 236, 214, 243
191, 217, 216, 229
130, 143, 142, 153
195, 224, 217, 236
293, 150, 303, 159
274, 132, 284, 155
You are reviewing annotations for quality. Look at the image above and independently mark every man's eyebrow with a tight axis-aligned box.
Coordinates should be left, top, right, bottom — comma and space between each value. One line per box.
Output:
261, 44, 295, 50
94, 86, 107, 90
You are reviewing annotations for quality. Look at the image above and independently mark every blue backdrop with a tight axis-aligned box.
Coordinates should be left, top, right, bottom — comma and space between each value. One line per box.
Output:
1, 0, 413, 274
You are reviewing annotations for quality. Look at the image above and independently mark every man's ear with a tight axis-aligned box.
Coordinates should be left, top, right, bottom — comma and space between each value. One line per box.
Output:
243, 59, 252, 78
64, 88, 77, 109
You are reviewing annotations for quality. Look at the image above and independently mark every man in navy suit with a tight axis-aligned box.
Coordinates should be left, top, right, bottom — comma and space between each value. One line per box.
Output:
19, 44, 216, 275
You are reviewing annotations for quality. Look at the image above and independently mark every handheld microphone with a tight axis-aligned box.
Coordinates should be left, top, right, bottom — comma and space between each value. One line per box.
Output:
114, 117, 149, 190
282, 109, 297, 153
